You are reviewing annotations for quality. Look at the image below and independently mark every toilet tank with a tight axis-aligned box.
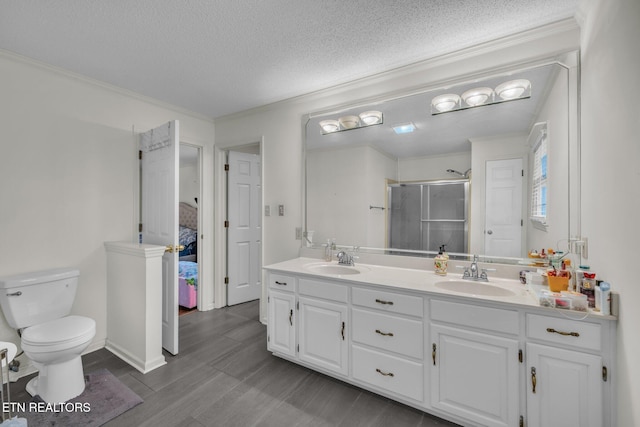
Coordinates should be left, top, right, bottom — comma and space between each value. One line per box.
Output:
0, 268, 79, 329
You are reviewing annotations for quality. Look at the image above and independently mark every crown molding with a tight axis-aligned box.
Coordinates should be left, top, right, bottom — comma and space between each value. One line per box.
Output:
216, 18, 580, 123
0, 48, 215, 124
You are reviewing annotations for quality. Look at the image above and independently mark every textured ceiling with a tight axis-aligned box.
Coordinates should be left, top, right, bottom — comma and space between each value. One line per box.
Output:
0, 0, 578, 118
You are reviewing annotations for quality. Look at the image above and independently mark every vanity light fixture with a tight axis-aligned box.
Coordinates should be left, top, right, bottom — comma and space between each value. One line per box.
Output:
338, 115, 360, 129
431, 94, 461, 113
319, 119, 340, 133
461, 87, 493, 107
393, 123, 416, 134
431, 79, 531, 115
359, 110, 383, 125
495, 79, 531, 100
319, 110, 383, 135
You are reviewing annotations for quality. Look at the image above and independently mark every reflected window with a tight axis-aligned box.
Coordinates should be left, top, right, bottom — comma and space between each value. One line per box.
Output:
531, 128, 548, 221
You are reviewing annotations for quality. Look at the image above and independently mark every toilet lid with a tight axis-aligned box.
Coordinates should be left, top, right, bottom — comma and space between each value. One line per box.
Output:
22, 315, 95, 346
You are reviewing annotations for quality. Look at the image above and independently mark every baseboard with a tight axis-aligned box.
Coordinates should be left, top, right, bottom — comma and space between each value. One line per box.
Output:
105, 340, 166, 374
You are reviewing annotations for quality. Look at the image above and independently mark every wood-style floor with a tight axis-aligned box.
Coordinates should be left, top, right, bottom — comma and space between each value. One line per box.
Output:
10, 300, 459, 427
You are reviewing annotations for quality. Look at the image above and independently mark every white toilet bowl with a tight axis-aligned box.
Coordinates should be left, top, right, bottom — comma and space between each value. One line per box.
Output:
21, 315, 96, 403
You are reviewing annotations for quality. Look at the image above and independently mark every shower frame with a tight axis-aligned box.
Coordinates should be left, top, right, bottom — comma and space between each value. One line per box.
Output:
387, 179, 469, 253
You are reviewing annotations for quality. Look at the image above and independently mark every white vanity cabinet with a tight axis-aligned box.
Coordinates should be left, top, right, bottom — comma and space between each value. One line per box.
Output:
264, 260, 617, 427
267, 274, 297, 357
297, 278, 349, 376
351, 286, 424, 402
525, 314, 607, 427
429, 299, 520, 427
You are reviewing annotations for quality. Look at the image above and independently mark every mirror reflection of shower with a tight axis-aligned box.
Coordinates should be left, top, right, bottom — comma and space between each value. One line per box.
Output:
446, 168, 471, 178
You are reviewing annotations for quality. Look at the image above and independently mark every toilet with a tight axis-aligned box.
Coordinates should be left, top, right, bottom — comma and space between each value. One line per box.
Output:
0, 268, 96, 403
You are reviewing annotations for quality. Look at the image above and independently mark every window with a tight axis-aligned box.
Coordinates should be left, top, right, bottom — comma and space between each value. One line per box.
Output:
530, 124, 548, 229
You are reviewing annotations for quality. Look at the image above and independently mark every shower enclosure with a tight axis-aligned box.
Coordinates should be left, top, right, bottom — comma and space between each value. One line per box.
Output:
388, 180, 469, 253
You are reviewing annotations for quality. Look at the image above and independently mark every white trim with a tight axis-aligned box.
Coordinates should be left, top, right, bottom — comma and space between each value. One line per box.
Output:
105, 340, 166, 374
0, 48, 215, 123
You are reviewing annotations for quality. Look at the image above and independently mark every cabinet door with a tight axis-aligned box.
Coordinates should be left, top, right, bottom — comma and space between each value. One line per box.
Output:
526, 343, 603, 427
267, 290, 296, 357
298, 296, 348, 376
431, 324, 519, 427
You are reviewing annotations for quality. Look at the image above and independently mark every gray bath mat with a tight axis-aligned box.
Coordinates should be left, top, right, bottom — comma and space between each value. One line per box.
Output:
16, 369, 143, 426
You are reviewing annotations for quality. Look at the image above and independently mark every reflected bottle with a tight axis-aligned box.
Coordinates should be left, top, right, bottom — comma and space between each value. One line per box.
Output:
324, 239, 333, 262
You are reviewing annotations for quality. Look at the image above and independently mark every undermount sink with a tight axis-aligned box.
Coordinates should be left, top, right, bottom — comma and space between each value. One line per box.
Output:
435, 280, 516, 297
304, 263, 368, 276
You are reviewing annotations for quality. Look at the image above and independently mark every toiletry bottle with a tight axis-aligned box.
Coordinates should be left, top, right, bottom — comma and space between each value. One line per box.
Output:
575, 265, 590, 293
434, 245, 447, 276
324, 239, 332, 262
596, 282, 611, 315
581, 272, 597, 308
563, 259, 576, 291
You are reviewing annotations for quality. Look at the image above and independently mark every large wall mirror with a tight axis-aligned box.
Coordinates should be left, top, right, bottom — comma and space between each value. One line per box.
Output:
304, 53, 579, 264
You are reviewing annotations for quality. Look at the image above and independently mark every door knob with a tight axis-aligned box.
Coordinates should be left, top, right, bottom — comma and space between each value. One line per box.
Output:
165, 244, 185, 253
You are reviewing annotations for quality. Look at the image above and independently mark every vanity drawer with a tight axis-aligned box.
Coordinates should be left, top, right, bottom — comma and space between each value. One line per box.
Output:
299, 278, 348, 303
352, 287, 423, 318
352, 308, 423, 359
268, 273, 296, 292
352, 345, 423, 402
526, 313, 601, 351
430, 299, 519, 335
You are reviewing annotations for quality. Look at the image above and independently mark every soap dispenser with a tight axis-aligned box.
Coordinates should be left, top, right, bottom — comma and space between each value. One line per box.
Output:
435, 245, 448, 276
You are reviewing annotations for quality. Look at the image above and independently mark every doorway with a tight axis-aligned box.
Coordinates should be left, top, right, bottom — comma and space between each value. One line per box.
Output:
178, 143, 202, 315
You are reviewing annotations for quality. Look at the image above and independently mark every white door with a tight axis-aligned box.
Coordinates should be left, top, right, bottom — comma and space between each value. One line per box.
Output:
227, 151, 262, 305
298, 296, 348, 375
484, 158, 523, 257
140, 121, 180, 355
526, 343, 603, 427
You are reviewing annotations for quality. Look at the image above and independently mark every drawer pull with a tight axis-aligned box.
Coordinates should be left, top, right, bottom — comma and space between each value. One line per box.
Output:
531, 367, 537, 393
341, 321, 345, 340
375, 368, 394, 377
275, 281, 287, 286
289, 309, 293, 326
375, 299, 394, 306
375, 329, 394, 337
432, 343, 437, 366
546, 327, 579, 337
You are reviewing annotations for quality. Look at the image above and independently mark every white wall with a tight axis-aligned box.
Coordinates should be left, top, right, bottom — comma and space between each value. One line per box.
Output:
398, 151, 471, 182
0, 52, 215, 356
179, 164, 200, 206
579, 0, 640, 424
306, 146, 396, 247
526, 68, 571, 253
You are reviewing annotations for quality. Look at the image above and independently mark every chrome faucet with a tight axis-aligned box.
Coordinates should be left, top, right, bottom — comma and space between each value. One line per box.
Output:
461, 255, 489, 281
337, 250, 355, 266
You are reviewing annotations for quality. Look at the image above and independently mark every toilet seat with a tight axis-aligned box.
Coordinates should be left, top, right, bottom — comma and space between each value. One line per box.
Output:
22, 315, 95, 353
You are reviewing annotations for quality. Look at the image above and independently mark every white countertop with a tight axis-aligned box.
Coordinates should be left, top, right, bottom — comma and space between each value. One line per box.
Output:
264, 257, 617, 320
